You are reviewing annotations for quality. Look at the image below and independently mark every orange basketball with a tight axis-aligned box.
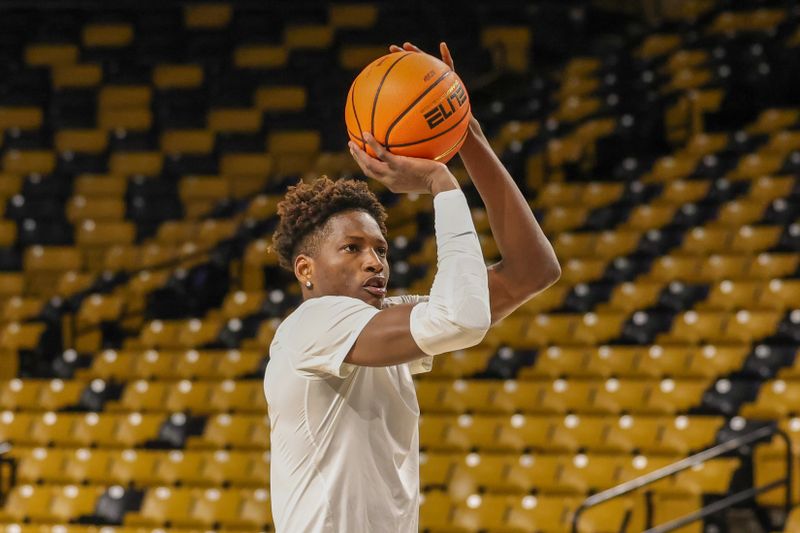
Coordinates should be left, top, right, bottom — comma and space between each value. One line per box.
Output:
345, 51, 471, 164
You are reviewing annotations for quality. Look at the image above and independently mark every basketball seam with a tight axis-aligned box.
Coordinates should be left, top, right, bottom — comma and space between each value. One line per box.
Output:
433, 126, 470, 162
350, 80, 366, 151
384, 70, 452, 148
370, 52, 412, 145
386, 103, 471, 148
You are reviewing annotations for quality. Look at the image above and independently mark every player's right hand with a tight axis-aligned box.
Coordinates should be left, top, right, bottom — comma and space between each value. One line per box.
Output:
349, 132, 457, 195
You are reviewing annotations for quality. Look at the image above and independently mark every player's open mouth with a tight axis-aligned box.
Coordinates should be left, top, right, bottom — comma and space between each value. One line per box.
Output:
363, 276, 386, 297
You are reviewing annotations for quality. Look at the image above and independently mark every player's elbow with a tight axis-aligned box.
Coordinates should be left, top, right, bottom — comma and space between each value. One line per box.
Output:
538, 258, 561, 290
451, 296, 491, 340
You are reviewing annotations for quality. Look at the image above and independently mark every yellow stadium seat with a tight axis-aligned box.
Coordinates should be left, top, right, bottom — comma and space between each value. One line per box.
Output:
209, 108, 263, 133
339, 45, 386, 70
153, 64, 204, 89
114, 413, 166, 447
481, 26, 532, 73
0, 378, 43, 410
621, 204, 678, 231
602, 281, 663, 312
673, 458, 740, 494
255, 86, 307, 112
2, 484, 57, 521
176, 318, 222, 348
758, 279, 800, 312
28, 412, 82, 447
697, 280, 760, 311
109, 449, 163, 486
107, 380, 169, 412
645, 379, 712, 414
109, 152, 163, 176
559, 258, 608, 284
209, 380, 266, 413
699, 254, 749, 282
655, 179, 710, 204
729, 225, 781, 253
712, 199, 768, 227
161, 129, 214, 154
76, 220, 136, 270
57, 129, 109, 155
0, 106, 43, 130
657, 310, 726, 344
69, 412, 122, 447
427, 346, 496, 380
52, 63, 102, 88
680, 226, 730, 255
99, 85, 151, 109
37, 379, 84, 411
722, 310, 781, 342
742, 380, 800, 418
83, 23, 134, 47
728, 153, 783, 181
747, 253, 799, 279
163, 377, 214, 412
15, 447, 70, 484
3, 150, 55, 174
63, 448, 116, 484
540, 205, 588, 233
0, 296, 42, 322
184, 3, 231, 29
99, 108, 153, 130
238, 488, 272, 528
74, 174, 127, 197
683, 345, 750, 378
155, 450, 207, 485
25, 43, 78, 66
330, 4, 377, 28
233, 45, 288, 69
284, 24, 334, 49
746, 108, 800, 135
747, 175, 795, 201
66, 196, 125, 222
124, 486, 195, 527
419, 490, 454, 530
202, 450, 269, 487
572, 312, 626, 344
188, 413, 268, 450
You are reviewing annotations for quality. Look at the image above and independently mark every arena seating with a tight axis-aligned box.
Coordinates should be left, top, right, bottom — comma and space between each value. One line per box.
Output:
0, 1, 799, 532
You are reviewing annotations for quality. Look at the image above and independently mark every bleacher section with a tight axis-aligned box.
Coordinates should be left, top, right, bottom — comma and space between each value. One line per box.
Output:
0, 1, 798, 532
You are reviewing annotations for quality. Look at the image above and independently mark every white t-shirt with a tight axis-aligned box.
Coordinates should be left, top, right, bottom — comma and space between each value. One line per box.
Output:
264, 294, 433, 533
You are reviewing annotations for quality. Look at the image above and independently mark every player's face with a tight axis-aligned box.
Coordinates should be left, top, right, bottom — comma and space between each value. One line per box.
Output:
313, 210, 390, 308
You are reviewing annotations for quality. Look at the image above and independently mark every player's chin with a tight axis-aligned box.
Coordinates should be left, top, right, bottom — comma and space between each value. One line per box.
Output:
361, 286, 386, 307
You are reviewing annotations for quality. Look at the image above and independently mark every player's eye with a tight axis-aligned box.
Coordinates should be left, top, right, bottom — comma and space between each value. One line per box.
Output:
376, 247, 388, 257
343, 244, 358, 252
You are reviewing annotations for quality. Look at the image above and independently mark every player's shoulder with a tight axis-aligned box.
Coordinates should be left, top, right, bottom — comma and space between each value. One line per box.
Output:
277, 296, 374, 333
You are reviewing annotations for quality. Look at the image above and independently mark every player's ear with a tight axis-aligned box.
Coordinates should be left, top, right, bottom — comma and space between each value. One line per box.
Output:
295, 254, 313, 284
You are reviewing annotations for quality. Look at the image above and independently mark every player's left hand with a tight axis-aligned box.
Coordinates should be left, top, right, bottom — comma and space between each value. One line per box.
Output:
389, 41, 455, 72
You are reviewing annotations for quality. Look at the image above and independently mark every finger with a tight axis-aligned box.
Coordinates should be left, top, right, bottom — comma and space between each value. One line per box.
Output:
389, 44, 403, 53
403, 42, 422, 52
349, 140, 390, 177
440, 42, 454, 71
362, 132, 396, 166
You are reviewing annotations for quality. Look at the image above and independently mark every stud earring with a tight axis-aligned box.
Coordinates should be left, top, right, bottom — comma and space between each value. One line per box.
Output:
305, 280, 313, 289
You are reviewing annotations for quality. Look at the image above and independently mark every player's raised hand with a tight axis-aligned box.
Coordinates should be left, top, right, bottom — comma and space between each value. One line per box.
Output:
349, 132, 456, 195
389, 41, 455, 72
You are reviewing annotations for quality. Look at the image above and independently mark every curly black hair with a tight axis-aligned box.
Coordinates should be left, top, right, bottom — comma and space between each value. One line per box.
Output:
271, 177, 388, 272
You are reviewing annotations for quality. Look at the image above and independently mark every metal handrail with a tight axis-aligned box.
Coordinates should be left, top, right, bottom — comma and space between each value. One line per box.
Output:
571, 424, 793, 533
0, 442, 16, 507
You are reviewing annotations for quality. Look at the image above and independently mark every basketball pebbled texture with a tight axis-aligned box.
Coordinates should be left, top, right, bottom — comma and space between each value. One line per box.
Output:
345, 51, 472, 163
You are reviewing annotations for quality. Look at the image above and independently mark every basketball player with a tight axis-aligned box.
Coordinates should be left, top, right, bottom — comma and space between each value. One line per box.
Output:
264, 42, 560, 532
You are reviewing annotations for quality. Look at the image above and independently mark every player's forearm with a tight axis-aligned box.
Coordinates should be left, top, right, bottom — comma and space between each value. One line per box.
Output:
458, 117, 561, 296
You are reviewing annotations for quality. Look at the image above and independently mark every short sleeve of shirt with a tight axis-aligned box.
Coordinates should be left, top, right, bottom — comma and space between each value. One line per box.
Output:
383, 294, 434, 375
284, 295, 380, 379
